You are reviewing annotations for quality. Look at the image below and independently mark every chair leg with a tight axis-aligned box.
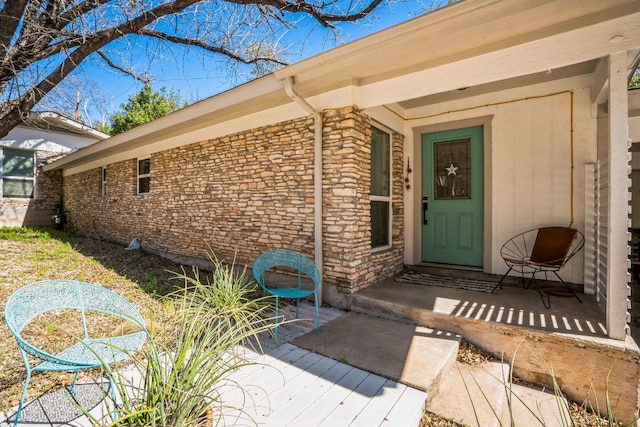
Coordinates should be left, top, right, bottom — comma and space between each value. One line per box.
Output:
314, 292, 320, 335
553, 271, 582, 303
274, 296, 280, 344
491, 267, 512, 293
70, 370, 80, 394
107, 373, 121, 419
538, 289, 551, 309
13, 351, 32, 427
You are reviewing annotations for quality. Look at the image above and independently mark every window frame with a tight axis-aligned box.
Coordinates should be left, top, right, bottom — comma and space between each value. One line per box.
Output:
137, 157, 150, 195
1, 147, 36, 199
370, 124, 393, 252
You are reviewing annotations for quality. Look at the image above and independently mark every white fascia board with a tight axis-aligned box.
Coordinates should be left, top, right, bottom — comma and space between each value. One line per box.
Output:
61, 101, 307, 176
356, 12, 640, 109
273, 0, 499, 80
29, 112, 109, 139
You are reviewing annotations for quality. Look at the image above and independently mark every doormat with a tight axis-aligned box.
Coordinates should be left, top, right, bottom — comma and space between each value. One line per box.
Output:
395, 271, 498, 293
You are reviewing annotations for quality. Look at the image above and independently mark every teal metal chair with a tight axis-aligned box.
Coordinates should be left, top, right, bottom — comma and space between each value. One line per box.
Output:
4, 280, 147, 426
252, 249, 321, 339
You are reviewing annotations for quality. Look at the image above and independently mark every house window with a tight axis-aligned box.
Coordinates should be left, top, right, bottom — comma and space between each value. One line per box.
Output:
1, 148, 35, 198
370, 125, 391, 250
137, 158, 150, 195
101, 167, 107, 197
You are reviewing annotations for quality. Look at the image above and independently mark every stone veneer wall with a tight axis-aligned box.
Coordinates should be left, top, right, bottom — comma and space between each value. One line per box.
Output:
63, 106, 404, 295
0, 150, 65, 227
322, 107, 405, 294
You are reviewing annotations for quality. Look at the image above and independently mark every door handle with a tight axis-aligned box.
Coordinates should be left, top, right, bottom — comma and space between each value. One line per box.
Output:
422, 196, 428, 225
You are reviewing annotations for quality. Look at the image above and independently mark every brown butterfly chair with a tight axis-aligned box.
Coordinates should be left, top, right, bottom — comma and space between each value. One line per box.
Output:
491, 226, 584, 308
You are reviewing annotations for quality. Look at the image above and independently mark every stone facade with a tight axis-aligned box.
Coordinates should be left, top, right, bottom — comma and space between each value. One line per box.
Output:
63, 106, 405, 297
0, 150, 65, 227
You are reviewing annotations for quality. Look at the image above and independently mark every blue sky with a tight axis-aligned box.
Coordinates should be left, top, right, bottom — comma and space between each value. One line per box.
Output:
69, 1, 447, 124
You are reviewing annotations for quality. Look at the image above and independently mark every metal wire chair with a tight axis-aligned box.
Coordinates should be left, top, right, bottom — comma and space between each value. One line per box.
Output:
491, 227, 584, 307
4, 280, 147, 426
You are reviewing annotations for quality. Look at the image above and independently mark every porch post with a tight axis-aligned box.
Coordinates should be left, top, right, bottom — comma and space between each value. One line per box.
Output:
606, 51, 631, 340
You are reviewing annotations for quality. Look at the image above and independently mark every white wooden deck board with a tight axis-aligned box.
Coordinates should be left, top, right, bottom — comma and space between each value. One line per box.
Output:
380, 385, 426, 426
212, 303, 427, 427
261, 361, 355, 426
3, 303, 426, 427
315, 372, 389, 426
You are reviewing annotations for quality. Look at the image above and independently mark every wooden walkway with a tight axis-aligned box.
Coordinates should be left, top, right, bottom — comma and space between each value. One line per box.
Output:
213, 302, 427, 426
1, 302, 426, 427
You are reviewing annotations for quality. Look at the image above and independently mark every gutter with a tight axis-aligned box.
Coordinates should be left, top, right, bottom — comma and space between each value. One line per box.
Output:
283, 77, 323, 305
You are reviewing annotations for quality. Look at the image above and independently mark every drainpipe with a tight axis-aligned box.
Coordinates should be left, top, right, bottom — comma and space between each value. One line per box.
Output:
284, 76, 323, 305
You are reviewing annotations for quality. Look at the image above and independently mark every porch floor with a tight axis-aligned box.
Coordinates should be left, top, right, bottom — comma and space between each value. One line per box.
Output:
353, 266, 608, 339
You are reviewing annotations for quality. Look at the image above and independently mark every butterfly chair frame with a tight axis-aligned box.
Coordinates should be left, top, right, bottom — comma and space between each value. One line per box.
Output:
253, 249, 321, 341
4, 280, 147, 426
491, 227, 584, 308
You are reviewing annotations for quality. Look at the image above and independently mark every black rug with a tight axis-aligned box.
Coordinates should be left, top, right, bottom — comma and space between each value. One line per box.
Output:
395, 271, 498, 293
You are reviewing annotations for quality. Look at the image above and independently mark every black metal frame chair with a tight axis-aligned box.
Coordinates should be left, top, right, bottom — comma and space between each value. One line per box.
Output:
491, 226, 585, 308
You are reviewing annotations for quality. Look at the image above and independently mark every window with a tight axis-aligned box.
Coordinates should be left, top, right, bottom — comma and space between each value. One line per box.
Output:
137, 158, 150, 194
101, 167, 107, 197
370, 126, 391, 250
1, 148, 35, 198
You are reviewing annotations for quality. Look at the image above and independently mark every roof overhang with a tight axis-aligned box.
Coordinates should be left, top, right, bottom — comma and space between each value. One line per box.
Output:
45, 0, 640, 172
26, 112, 109, 140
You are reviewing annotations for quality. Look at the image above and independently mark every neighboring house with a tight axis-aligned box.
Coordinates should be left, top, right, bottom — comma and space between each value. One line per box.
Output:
0, 112, 107, 227
44, 1, 640, 338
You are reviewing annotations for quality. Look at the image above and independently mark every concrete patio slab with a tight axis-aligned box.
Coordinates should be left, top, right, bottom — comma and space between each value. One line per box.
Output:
292, 311, 460, 394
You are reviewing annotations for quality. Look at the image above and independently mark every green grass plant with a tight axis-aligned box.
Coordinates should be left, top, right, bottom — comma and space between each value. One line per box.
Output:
91, 255, 277, 426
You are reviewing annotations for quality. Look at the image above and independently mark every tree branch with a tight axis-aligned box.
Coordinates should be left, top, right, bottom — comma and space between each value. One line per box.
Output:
97, 50, 152, 83
226, 0, 385, 27
138, 28, 288, 66
0, 0, 29, 61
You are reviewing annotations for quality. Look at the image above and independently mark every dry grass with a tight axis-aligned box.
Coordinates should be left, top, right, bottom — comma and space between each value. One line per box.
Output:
0, 227, 187, 412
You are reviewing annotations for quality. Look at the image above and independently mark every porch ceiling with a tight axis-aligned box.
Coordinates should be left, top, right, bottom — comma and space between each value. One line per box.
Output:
396, 61, 598, 111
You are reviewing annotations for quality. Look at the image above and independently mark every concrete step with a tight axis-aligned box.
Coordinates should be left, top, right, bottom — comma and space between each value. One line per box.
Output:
427, 361, 510, 427
427, 360, 571, 427
499, 382, 571, 427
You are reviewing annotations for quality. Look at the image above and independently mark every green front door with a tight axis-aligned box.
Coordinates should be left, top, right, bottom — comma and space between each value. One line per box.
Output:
422, 126, 484, 266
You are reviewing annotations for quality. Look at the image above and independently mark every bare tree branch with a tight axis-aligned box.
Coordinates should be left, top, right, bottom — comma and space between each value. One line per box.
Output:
96, 50, 152, 83
139, 28, 288, 66
0, 0, 385, 138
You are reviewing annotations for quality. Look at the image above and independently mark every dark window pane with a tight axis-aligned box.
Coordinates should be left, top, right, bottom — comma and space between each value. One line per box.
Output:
3, 179, 34, 198
138, 158, 150, 175
371, 127, 390, 197
138, 177, 150, 194
434, 138, 471, 200
371, 201, 390, 248
4, 148, 34, 178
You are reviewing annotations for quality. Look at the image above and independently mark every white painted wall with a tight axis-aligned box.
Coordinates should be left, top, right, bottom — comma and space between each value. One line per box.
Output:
0, 125, 98, 153
370, 75, 598, 285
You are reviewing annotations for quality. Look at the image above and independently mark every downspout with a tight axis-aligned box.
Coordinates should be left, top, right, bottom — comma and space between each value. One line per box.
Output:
284, 76, 323, 305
